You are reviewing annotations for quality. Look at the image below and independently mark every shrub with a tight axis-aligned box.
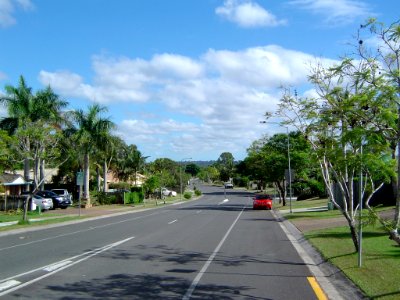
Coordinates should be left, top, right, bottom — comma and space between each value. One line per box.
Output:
124, 191, 144, 204
96, 192, 121, 205
184, 191, 192, 199
194, 189, 202, 196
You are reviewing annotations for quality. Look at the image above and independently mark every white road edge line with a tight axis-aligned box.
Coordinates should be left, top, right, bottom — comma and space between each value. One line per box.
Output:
182, 206, 245, 300
271, 210, 343, 300
0, 280, 21, 292
168, 219, 178, 224
0, 237, 134, 297
43, 261, 74, 272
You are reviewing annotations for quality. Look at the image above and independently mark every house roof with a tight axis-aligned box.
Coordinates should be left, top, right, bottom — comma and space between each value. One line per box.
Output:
0, 173, 30, 186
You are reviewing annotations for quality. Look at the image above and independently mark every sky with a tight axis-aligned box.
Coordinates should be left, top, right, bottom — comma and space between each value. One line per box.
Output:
0, 0, 398, 162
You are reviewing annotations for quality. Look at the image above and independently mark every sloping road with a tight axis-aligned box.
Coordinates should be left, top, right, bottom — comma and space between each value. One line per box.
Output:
0, 185, 344, 299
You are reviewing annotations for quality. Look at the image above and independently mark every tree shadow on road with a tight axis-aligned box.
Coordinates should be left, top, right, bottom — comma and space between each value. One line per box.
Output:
46, 273, 252, 300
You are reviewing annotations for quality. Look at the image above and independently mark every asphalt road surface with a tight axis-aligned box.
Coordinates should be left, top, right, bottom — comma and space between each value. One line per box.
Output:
0, 185, 322, 299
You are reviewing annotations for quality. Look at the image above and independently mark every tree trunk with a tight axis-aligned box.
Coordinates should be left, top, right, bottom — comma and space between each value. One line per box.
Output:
348, 219, 359, 252
24, 158, 30, 192
40, 159, 45, 191
83, 153, 91, 207
33, 157, 39, 191
276, 180, 286, 206
103, 160, 108, 193
96, 166, 101, 192
23, 195, 30, 222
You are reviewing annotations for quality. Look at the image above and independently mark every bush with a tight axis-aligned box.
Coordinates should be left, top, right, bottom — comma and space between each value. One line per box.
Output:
184, 191, 192, 199
194, 189, 202, 196
96, 192, 121, 205
124, 191, 144, 204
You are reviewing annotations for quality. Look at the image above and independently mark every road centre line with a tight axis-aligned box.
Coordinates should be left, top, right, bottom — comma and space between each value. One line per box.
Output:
0, 237, 134, 297
168, 219, 178, 224
182, 206, 245, 300
218, 199, 229, 205
0, 210, 162, 252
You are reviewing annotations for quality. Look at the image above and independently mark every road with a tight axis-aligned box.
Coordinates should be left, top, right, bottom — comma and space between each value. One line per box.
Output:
0, 185, 321, 299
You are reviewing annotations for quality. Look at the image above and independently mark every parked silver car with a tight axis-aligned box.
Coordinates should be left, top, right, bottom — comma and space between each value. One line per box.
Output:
51, 189, 73, 203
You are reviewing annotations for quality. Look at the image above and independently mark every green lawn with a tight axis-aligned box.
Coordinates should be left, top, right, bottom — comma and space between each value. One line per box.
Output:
305, 225, 400, 299
0, 215, 83, 231
0, 210, 64, 222
277, 197, 329, 210
277, 197, 400, 299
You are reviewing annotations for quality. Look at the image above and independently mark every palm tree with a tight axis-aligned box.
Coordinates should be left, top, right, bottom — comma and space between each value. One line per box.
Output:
0, 76, 68, 189
1, 76, 68, 220
0, 76, 34, 184
71, 104, 114, 207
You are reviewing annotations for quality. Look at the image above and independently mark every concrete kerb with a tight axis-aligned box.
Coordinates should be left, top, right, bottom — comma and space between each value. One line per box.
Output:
271, 209, 367, 300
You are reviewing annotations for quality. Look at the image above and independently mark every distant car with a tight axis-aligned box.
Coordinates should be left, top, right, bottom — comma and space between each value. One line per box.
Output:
32, 194, 53, 210
162, 188, 177, 197
224, 182, 233, 189
35, 190, 72, 209
253, 194, 273, 210
51, 189, 73, 202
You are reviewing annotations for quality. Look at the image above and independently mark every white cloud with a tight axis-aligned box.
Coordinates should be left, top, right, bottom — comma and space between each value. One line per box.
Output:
0, 0, 33, 28
38, 45, 339, 160
216, 0, 287, 28
289, 0, 372, 25
203, 45, 316, 88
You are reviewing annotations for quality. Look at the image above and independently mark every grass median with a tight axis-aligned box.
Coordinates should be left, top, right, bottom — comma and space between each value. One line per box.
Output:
279, 199, 400, 300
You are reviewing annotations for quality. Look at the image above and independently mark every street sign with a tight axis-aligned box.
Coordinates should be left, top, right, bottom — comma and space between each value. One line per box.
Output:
285, 169, 295, 183
76, 171, 83, 186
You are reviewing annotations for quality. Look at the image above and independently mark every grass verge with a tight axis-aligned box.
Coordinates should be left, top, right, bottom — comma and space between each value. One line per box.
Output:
0, 216, 83, 232
305, 225, 400, 300
0, 210, 64, 222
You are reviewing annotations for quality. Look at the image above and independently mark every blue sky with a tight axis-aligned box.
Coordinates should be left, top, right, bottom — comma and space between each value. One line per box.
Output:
0, 0, 398, 162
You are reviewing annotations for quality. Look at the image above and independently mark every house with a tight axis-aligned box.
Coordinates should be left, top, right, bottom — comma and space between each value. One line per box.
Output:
14, 168, 59, 185
105, 172, 147, 187
0, 173, 31, 196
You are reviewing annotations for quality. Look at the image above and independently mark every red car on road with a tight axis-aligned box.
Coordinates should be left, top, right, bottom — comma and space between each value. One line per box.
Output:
253, 194, 273, 210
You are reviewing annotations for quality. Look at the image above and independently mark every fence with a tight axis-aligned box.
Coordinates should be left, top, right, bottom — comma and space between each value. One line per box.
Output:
0, 195, 28, 211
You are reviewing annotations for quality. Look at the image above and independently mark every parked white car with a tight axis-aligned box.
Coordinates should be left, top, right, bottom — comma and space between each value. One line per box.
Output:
32, 194, 53, 210
162, 188, 177, 197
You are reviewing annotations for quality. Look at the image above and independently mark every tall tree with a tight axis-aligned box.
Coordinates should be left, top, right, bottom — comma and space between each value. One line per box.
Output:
71, 104, 114, 207
0, 76, 35, 185
358, 18, 400, 243
0, 77, 68, 191
275, 55, 396, 251
215, 152, 235, 182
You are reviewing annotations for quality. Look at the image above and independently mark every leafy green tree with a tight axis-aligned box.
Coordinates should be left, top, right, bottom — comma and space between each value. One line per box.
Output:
0, 130, 14, 172
215, 152, 235, 182
148, 158, 180, 189
243, 132, 312, 205
198, 166, 220, 183
0, 76, 68, 192
10, 120, 64, 220
185, 163, 200, 177
275, 54, 396, 251
0, 76, 35, 184
71, 104, 114, 207
358, 18, 400, 244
